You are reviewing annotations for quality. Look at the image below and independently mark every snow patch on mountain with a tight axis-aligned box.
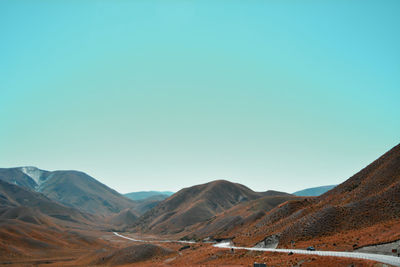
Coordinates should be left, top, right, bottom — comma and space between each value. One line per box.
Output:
20, 166, 46, 188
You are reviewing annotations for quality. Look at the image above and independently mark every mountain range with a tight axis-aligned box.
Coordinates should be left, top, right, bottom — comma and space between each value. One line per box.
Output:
0, 167, 137, 215
293, 185, 337, 196
124, 191, 174, 201
0, 143, 399, 265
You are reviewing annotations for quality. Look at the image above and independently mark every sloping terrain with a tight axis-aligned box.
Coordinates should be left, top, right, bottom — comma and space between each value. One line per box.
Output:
108, 208, 139, 230
293, 185, 336, 196
230, 143, 400, 250
184, 194, 298, 240
0, 180, 108, 262
131, 195, 170, 215
38, 170, 137, 215
0, 180, 97, 227
131, 180, 290, 235
0, 167, 137, 215
123, 192, 174, 215
0, 167, 47, 190
0, 220, 106, 262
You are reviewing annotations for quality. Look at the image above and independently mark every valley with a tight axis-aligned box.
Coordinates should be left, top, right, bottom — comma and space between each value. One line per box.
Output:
0, 144, 399, 266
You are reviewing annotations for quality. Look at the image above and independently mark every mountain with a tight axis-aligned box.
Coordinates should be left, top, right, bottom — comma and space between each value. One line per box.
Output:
132, 196, 168, 215
37, 170, 137, 215
0, 167, 137, 215
124, 191, 174, 201
231, 143, 400, 250
0, 166, 48, 190
107, 208, 139, 230
131, 180, 291, 235
0, 217, 106, 262
0, 178, 109, 259
293, 185, 336, 196
0, 176, 163, 264
183, 194, 298, 240
123, 191, 175, 215
0, 179, 97, 227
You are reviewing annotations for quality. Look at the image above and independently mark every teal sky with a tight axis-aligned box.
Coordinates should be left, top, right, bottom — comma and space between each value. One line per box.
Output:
1, 0, 399, 194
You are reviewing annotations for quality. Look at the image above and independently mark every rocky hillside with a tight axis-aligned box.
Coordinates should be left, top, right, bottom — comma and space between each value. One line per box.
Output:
231, 143, 400, 250
0, 167, 137, 215
132, 180, 290, 235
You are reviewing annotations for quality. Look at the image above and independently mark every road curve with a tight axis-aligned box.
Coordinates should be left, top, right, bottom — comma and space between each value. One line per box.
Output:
214, 241, 400, 267
113, 232, 400, 266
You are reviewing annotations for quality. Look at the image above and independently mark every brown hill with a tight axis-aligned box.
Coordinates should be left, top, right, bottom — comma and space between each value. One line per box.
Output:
133, 195, 168, 215
231, 143, 400, 250
0, 180, 109, 262
0, 219, 106, 262
39, 170, 137, 215
0, 179, 98, 227
184, 194, 298, 240
0, 167, 138, 215
132, 180, 290, 235
108, 208, 139, 230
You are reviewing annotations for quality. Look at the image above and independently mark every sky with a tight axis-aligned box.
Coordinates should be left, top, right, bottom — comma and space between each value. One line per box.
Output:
1, 0, 399, 194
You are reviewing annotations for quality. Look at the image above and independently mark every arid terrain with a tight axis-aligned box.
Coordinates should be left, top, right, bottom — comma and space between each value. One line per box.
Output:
0, 231, 392, 267
0, 144, 399, 266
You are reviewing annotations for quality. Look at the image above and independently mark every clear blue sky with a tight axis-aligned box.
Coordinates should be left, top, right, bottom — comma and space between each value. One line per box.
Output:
1, 0, 399, 194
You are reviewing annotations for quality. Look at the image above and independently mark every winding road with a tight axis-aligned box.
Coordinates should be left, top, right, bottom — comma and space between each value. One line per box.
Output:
113, 232, 400, 266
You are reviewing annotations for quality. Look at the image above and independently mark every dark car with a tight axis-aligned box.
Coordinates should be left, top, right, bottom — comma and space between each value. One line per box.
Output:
306, 246, 316, 251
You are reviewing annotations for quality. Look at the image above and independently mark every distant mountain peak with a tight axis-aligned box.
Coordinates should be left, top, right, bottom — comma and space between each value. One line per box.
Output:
124, 191, 174, 201
293, 185, 337, 196
19, 166, 48, 188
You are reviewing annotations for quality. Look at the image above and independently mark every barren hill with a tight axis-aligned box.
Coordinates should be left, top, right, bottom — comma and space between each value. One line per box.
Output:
0, 167, 137, 215
132, 180, 290, 235
0, 179, 98, 227
0, 179, 108, 260
184, 194, 298, 240
107, 208, 139, 230
231, 143, 400, 250
38, 170, 137, 215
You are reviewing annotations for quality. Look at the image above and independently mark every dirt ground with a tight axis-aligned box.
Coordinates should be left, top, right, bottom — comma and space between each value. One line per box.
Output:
0, 231, 391, 267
